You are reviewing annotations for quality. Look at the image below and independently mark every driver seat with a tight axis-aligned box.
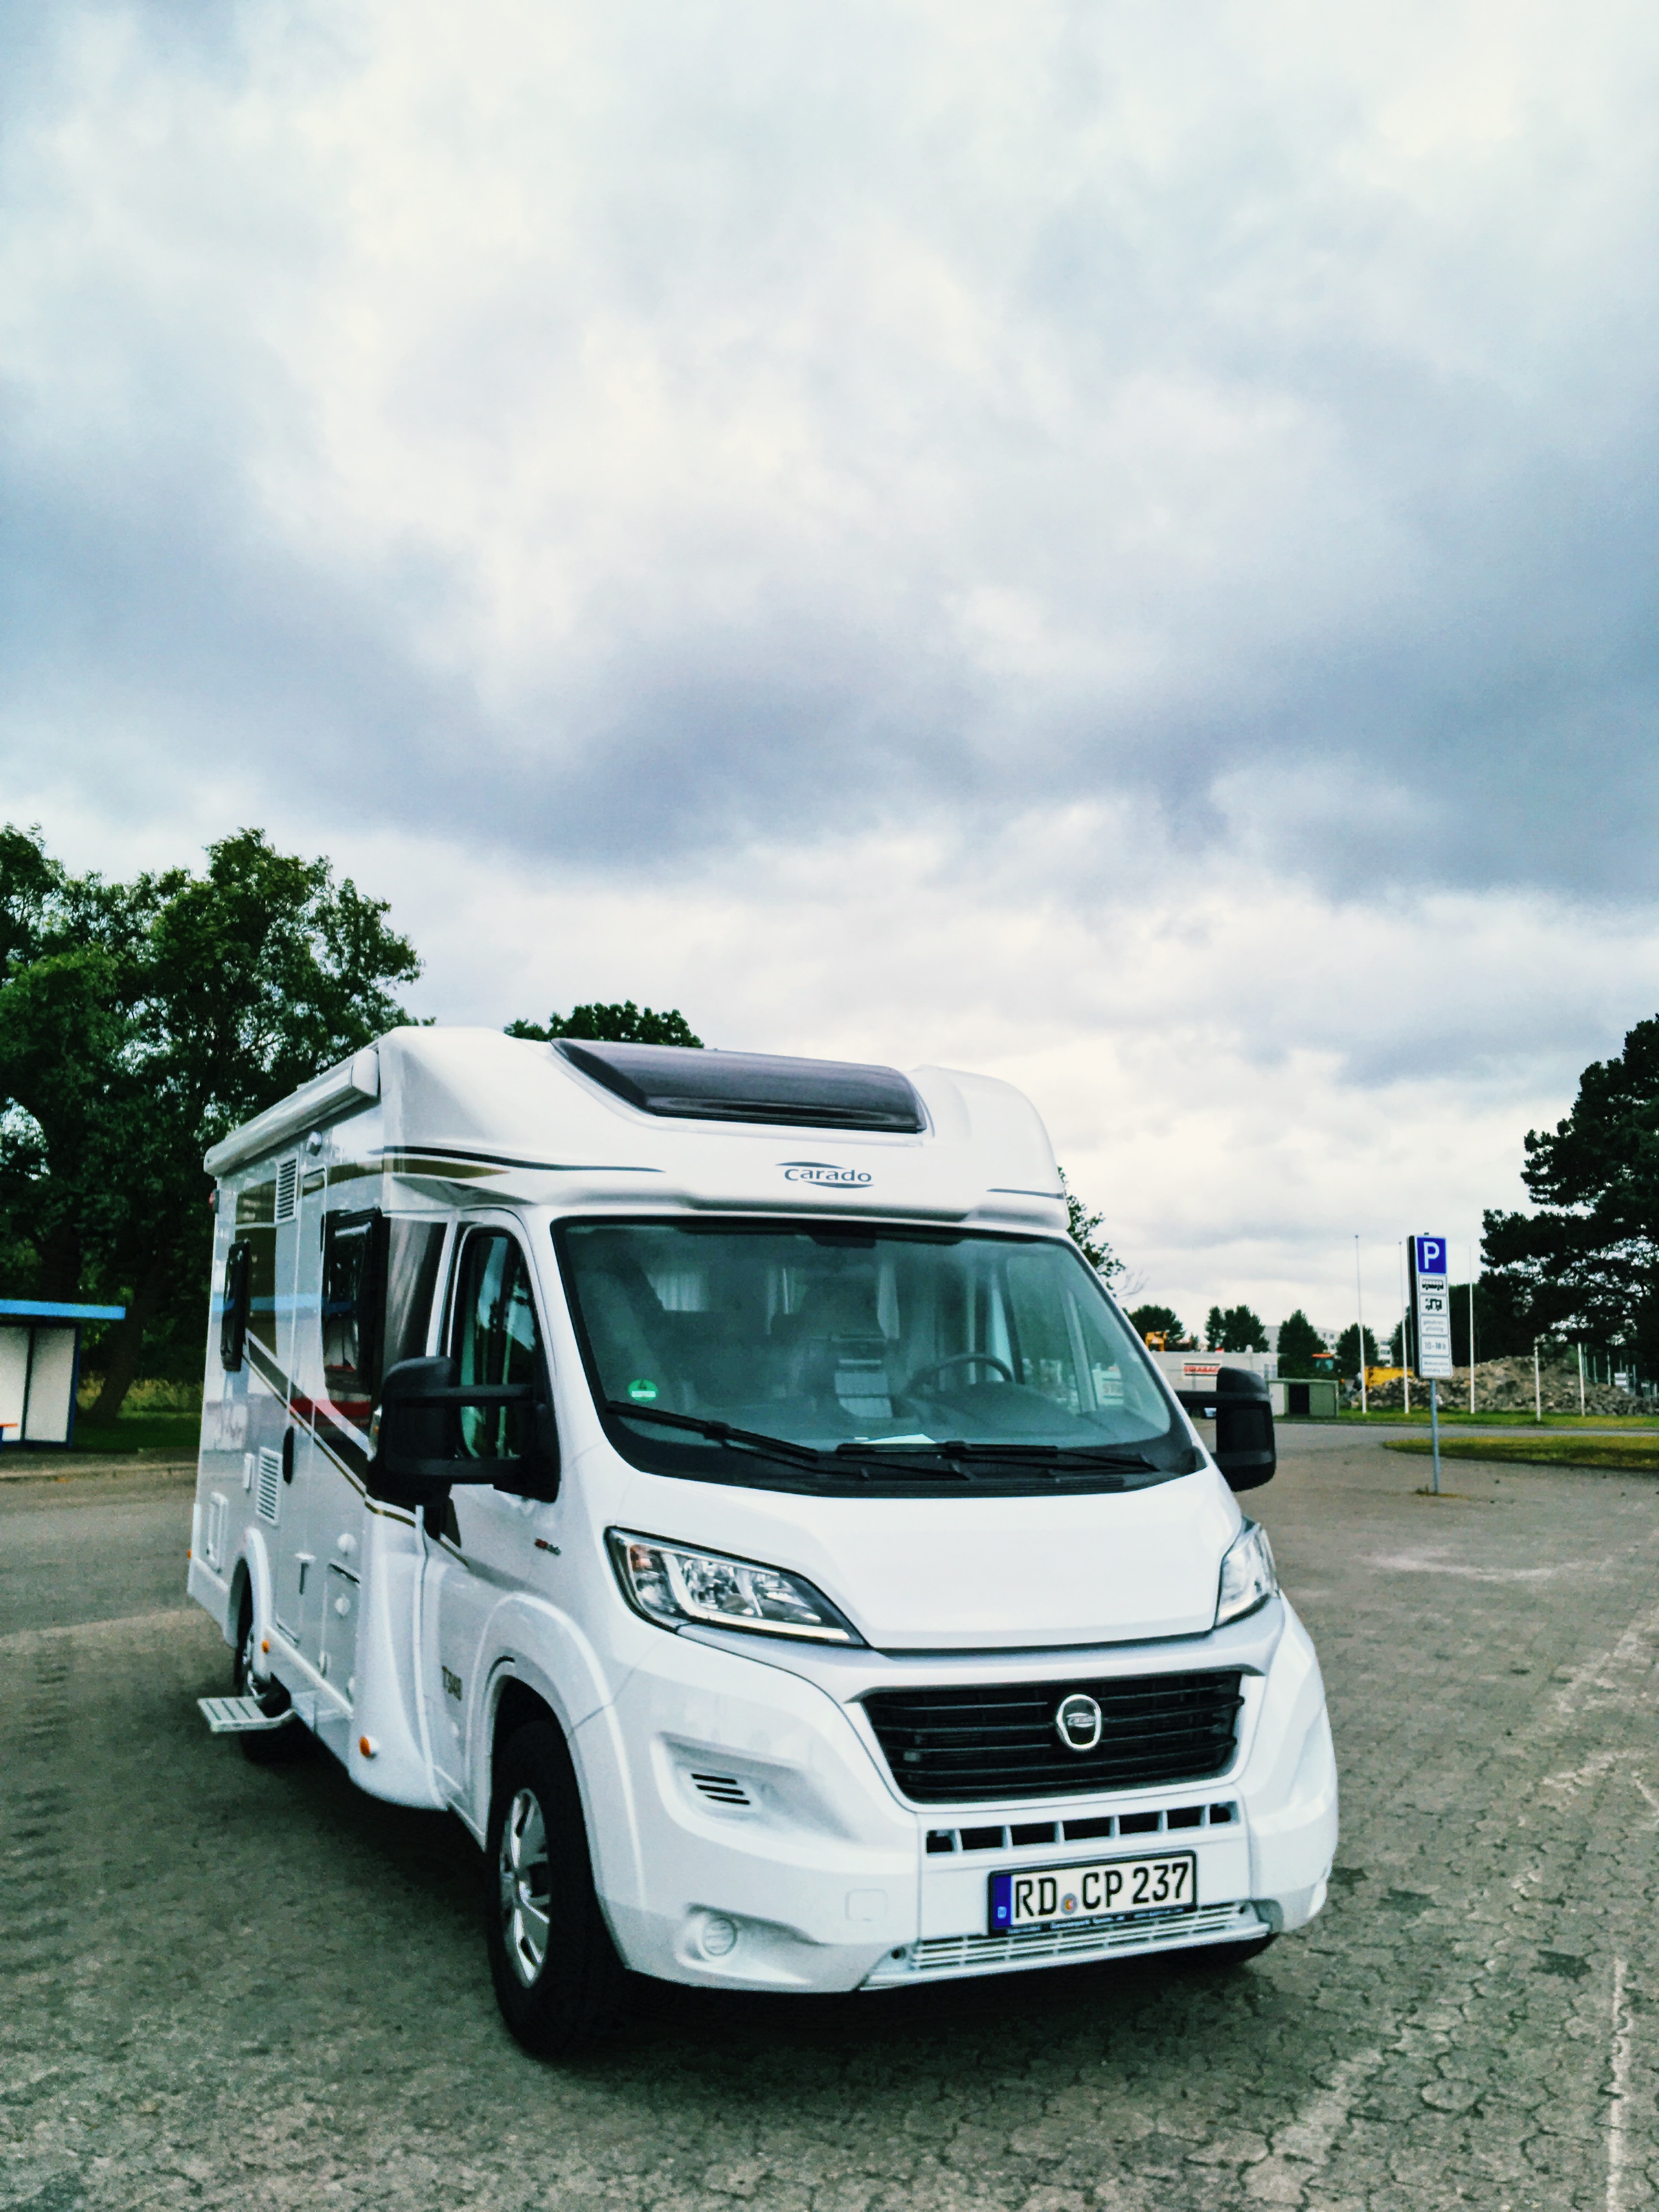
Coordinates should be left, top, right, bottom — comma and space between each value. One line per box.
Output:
770, 1279, 894, 1424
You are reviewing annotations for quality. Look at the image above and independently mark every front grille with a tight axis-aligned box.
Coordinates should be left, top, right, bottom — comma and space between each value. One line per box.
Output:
924, 1799, 1238, 1853
862, 1669, 1244, 1804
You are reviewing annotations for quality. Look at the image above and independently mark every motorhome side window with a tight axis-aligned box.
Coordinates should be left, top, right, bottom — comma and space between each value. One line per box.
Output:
452, 1232, 541, 1461
219, 1240, 251, 1371
321, 1211, 385, 1418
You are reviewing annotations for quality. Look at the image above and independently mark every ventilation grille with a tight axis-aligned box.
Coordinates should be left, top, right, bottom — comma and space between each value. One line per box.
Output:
924, 1801, 1239, 1854
275, 1158, 300, 1222
862, 1670, 1244, 1804
255, 1447, 283, 1525
690, 1771, 752, 1808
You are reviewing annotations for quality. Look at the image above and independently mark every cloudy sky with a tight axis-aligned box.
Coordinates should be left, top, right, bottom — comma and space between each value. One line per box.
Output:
4, 0, 1657, 1338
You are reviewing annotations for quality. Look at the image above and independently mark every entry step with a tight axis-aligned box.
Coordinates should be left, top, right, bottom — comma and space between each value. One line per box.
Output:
198, 1694, 294, 1735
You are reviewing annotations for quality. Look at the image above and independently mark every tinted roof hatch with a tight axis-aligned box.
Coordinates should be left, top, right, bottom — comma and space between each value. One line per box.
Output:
555, 1041, 926, 1133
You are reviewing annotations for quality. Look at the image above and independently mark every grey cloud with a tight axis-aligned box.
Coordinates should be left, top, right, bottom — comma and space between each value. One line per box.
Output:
3, 0, 1658, 903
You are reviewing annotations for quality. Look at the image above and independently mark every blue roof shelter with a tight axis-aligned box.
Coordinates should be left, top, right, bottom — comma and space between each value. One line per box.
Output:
0, 1300, 127, 1449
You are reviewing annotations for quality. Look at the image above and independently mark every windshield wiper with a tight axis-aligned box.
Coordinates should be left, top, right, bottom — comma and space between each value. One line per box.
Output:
834, 1440, 1156, 1472
605, 1400, 823, 1467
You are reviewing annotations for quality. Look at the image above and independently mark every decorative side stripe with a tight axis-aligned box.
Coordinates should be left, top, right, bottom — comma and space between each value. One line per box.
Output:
311, 1148, 665, 1185
241, 1335, 413, 1523
381, 1146, 663, 1175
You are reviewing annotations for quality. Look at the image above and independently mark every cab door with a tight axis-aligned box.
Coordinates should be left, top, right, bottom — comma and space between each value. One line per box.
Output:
422, 1222, 555, 1803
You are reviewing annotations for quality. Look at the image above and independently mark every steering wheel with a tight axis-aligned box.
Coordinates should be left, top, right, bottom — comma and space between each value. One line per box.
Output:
906, 1351, 1015, 1393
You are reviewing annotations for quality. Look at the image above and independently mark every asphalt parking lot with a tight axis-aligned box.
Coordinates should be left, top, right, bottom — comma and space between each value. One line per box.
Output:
4, 1430, 1659, 2212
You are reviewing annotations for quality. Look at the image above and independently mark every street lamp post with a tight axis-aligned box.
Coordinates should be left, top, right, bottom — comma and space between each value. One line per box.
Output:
1355, 1236, 1368, 1416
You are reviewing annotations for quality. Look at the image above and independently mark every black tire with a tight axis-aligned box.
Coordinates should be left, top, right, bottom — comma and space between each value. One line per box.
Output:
486, 1718, 629, 2056
232, 1593, 301, 1766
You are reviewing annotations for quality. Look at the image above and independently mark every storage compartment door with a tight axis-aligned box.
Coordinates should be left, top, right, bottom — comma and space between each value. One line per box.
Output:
22, 1327, 77, 1444
321, 1564, 361, 1702
0, 1326, 29, 1444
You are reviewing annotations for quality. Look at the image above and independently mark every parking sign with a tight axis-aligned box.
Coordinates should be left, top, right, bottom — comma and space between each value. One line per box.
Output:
1410, 1234, 1454, 1380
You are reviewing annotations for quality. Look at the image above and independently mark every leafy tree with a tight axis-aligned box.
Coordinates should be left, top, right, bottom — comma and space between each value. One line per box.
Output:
1276, 1310, 1326, 1378
1129, 1302, 1187, 1347
0, 827, 420, 1419
1482, 1018, 1659, 1369
1335, 1322, 1380, 1375
1205, 1303, 1268, 1353
1453, 1276, 1538, 1363
1059, 1168, 1123, 1289
507, 1001, 702, 1047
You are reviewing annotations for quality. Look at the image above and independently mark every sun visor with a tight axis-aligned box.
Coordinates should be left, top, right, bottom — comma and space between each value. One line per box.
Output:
556, 1041, 926, 1133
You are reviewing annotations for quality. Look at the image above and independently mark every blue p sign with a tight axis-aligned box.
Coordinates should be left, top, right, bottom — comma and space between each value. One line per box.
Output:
1415, 1236, 1447, 1275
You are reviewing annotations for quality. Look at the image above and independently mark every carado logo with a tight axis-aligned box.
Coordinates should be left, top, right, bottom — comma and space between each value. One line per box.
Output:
781, 1161, 872, 1187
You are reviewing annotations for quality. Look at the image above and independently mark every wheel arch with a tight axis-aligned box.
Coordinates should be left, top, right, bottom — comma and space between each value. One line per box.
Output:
233, 1530, 275, 1657
464, 1593, 613, 1834
227, 1554, 252, 1645
492, 1673, 559, 1768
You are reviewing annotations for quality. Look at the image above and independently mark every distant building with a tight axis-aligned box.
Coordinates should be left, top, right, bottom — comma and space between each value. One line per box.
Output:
1150, 1348, 1276, 1387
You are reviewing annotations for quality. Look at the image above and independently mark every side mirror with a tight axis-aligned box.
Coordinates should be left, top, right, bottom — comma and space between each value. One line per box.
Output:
374, 1356, 560, 1500
1176, 1367, 1276, 1492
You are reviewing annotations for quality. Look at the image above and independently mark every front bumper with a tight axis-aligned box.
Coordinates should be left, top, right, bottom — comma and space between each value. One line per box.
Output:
578, 1597, 1337, 1994
865, 1901, 1272, 1987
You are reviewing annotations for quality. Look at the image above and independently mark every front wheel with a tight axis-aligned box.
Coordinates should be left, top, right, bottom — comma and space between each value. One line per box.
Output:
485, 1719, 628, 2056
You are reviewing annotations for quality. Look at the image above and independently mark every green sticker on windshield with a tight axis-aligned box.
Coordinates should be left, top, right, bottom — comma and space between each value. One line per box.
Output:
628, 1378, 659, 1404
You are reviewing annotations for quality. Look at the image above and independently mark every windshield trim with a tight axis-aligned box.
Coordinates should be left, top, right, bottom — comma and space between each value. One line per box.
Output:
550, 1212, 1202, 1497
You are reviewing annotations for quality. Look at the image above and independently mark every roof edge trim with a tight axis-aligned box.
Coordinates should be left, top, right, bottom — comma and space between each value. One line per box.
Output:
205, 1047, 380, 1180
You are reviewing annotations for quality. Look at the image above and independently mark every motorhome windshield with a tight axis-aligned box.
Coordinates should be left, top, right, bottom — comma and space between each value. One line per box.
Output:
555, 1221, 1199, 1492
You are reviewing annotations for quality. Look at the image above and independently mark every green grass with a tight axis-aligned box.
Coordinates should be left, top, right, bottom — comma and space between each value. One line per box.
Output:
66, 1410, 202, 1457
1384, 1434, 1659, 1474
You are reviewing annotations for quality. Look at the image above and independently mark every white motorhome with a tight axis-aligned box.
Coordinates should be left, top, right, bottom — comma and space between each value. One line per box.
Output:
187, 1030, 1336, 2053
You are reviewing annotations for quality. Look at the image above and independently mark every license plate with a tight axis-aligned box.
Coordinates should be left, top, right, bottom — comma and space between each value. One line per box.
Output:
989, 1852, 1198, 1931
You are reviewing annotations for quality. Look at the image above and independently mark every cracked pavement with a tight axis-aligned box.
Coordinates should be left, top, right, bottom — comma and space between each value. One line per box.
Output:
4, 1430, 1658, 2210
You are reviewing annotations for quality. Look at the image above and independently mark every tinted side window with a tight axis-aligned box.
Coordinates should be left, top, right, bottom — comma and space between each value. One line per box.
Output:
322, 1211, 386, 1415
384, 1218, 446, 1372
220, 1242, 251, 1372
452, 1232, 541, 1460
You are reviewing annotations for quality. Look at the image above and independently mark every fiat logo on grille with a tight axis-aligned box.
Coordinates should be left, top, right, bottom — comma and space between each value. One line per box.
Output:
1054, 1693, 1103, 1752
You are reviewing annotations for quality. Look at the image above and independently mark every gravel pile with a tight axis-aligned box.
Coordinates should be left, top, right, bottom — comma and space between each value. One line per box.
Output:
1359, 1358, 1646, 1415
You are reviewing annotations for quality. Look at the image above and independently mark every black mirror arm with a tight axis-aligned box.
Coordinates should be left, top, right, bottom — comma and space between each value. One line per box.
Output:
386, 1381, 535, 1408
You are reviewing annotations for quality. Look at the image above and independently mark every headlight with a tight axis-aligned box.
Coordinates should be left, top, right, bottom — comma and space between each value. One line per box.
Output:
1216, 1519, 1278, 1626
607, 1531, 862, 1644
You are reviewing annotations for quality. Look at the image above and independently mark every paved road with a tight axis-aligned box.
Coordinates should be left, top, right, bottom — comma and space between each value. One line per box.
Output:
0, 1467, 196, 1633
4, 1437, 1659, 2211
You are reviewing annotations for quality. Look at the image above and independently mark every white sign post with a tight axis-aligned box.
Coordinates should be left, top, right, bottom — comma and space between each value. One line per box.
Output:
1411, 1234, 1454, 1492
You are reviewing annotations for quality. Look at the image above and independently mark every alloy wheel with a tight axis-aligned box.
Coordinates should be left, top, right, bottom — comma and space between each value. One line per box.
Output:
499, 1786, 552, 1986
